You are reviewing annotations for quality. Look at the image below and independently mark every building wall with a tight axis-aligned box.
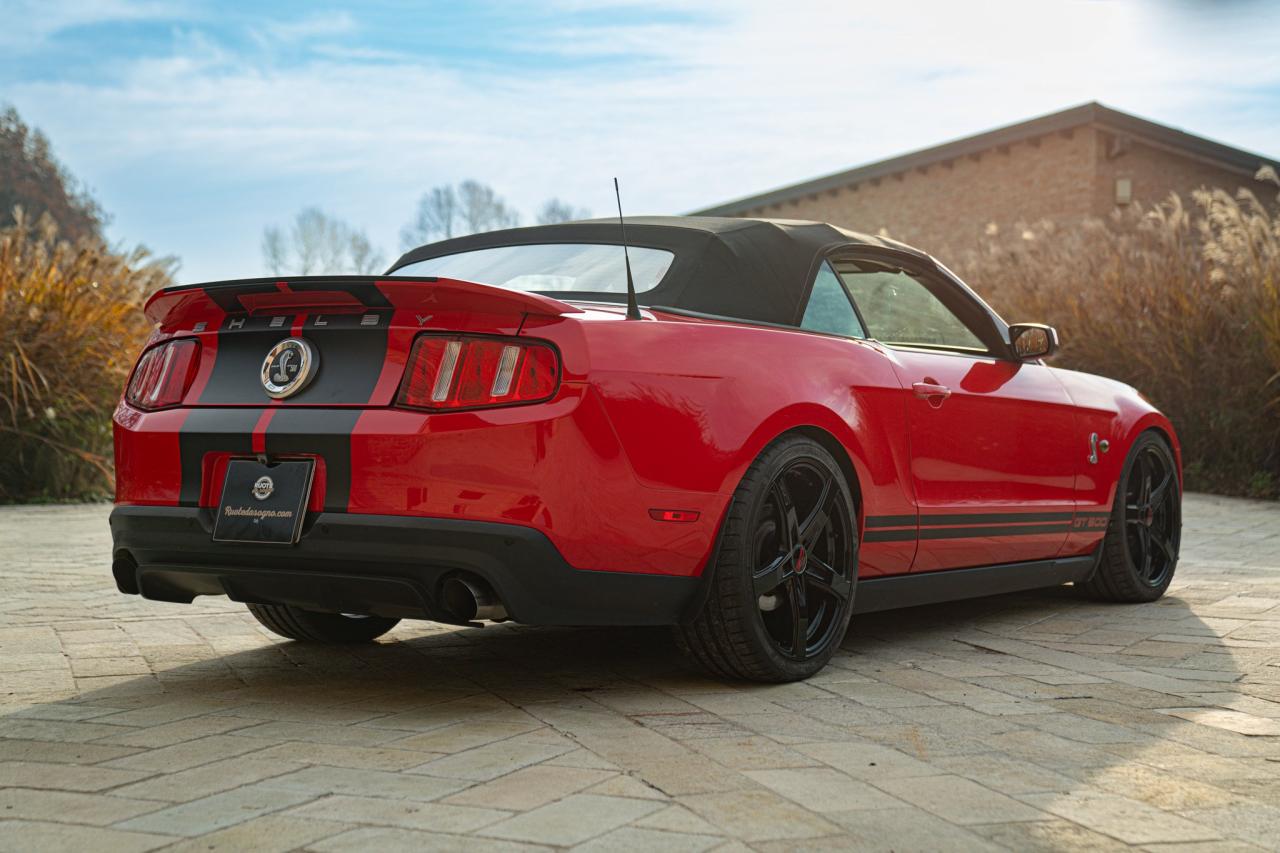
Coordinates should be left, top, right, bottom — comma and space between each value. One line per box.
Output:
1092, 133, 1265, 216
748, 128, 1097, 256
736, 123, 1272, 257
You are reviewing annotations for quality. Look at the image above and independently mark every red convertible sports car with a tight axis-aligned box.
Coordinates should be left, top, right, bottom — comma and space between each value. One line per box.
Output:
110, 217, 1182, 681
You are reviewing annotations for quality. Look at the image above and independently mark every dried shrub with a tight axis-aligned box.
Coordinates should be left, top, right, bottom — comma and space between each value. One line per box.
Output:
951, 180, 1280, 498
0, 210, 173, 502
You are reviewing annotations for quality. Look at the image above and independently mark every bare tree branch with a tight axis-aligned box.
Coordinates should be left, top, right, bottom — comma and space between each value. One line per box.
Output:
261, 207, 385, 275
537, 198, 591, 225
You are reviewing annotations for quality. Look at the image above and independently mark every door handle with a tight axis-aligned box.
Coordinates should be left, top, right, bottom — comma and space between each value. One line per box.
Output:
912, 382, 951, 408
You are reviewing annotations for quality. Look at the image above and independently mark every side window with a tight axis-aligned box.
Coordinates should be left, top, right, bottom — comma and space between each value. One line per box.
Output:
800, 262, 866, 338
835, 261, 984, 351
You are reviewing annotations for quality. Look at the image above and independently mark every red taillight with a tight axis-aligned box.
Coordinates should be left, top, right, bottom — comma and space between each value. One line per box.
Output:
125, 339, 200, 411
397, 335, 560, 411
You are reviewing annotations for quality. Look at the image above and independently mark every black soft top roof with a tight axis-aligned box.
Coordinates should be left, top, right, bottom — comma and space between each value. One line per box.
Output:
388, 216, 929, 325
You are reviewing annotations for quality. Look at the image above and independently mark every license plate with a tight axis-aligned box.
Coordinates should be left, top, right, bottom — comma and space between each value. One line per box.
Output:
213, 459, 314, 545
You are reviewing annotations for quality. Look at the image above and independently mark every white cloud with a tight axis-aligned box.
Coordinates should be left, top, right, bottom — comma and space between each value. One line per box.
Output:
5, 0, 1278, 282
0, 0, 182, 52
250, 11, 357, 46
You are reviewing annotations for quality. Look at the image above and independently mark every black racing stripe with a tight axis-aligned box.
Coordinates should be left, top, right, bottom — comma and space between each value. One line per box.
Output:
287, 280, 393, 308
866, 514, 916, 528
1075, 511, 1112, 519
177, 408, 261, 506
197, 312, 391, 405
919, 523, 1070, 540
864, 528, 918, 543
265, 408, 363, 512
204, 283, 280, 313
921, 511, 1074, 526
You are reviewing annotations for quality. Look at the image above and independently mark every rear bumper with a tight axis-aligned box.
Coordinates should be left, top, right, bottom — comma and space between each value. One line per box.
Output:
109, 506, 701, 626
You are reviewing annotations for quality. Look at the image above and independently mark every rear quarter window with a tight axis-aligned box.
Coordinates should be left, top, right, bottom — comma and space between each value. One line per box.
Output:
390, 243, 675, 294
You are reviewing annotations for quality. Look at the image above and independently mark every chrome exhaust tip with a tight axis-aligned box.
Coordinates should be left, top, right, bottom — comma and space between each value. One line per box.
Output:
442, 576, 509, 623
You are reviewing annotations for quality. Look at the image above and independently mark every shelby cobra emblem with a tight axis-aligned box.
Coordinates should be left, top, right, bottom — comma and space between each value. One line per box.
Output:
260, 338, 317, 399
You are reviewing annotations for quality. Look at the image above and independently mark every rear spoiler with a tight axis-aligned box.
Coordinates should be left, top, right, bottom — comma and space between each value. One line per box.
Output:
144, 275, 583, 327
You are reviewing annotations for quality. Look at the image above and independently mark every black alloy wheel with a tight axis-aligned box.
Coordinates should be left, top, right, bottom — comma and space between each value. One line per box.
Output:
1124, 442, 1180, 588
1082, 431, 1181, 602
677, 435, 858, 682
752, 458, 855, 661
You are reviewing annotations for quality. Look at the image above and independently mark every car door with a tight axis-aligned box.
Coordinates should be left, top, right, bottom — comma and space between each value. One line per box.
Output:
796, 260, 918, 578
832, 252, 1078, 572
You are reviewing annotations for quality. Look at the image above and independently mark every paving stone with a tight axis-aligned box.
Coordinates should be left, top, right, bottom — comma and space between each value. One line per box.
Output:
1157, 707, 1280, 736
797, 739, 938, 780
260, 764, 467, 801
109, 757, 295, 803
1177, 802, 1280, 849
582, 772, 668, 800
441, 764, 615, 811
0, 787, 164, 826
680, 789, 840, 841
287, 793, 509, 833
308, 825, 545, 852
0, 820, 173, 853
745, 767, 904, 812
931, 752, 1078, 794
152, 814, 345, 852
1020, 791, 1222, 844
570, 825, 722, 852
480, 793, 664, 846
0, 760, 152, 791
249, 741, 438, 771
0, 737, 140, 764
92, 714, 260, 747
873, 773, 1047, 824
112, 782, 316, 837
970, 817, 1132, 851
824, 806, 1007, 852
633, 803, 722, 835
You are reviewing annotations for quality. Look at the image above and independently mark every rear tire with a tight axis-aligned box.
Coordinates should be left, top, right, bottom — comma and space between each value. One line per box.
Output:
247, 603, 399, 643
677, 435, 858, 682
1080, 431, 1180, 603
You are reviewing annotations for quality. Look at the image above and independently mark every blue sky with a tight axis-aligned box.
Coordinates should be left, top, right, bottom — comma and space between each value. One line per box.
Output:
2, 0, 1278, 283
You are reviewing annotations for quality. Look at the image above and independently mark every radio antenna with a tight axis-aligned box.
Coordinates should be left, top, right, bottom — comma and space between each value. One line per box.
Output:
614, 177, 641, 320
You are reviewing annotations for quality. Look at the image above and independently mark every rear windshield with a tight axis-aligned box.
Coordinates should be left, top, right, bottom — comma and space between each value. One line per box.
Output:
390, 243, 675, 294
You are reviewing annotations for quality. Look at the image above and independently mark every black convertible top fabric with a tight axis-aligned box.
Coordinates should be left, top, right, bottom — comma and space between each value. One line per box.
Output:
387, 216, 928, 325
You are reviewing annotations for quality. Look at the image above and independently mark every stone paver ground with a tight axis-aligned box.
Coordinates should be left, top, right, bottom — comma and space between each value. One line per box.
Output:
2, 494, 1279, 851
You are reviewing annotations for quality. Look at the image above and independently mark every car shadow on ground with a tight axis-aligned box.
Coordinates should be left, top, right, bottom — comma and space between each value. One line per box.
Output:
6, 581, 1273, 849
7, 585, 1248, 754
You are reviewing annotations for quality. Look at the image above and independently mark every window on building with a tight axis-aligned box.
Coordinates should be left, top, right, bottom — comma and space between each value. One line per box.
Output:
800, 261, 866, 338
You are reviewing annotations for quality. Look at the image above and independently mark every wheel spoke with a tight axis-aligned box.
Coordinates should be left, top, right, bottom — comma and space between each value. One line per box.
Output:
1149, 466, 1173, 506
754, 552, 793, 597
1138, 526, 1153, 578
771, 480, 800, 552
798, 474, 835, 551
1151, 531, 1177, 563
1125, 503, 1144, 525
806, 556, 853, 602
789, 576, 809, 656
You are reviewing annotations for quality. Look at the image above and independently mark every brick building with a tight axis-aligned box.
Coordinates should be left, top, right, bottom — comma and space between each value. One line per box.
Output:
693, 102, 1278, 256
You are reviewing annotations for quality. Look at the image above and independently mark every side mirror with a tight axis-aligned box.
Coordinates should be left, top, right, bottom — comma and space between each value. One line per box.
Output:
1009, 323, 1059, 360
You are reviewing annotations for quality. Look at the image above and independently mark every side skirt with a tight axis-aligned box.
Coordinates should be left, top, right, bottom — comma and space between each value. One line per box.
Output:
852, 554, 1097, 615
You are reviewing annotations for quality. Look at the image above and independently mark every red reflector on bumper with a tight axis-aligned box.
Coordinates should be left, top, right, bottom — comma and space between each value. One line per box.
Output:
649, 509, 700, 523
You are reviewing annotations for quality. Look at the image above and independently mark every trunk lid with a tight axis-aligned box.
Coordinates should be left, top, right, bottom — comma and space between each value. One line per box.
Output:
143, 276, 580, 407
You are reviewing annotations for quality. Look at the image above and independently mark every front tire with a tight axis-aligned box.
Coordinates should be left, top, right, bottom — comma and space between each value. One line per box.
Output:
1081, 431, 1181, 602
247, 603, 399, 643
677, 435, 858, 682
